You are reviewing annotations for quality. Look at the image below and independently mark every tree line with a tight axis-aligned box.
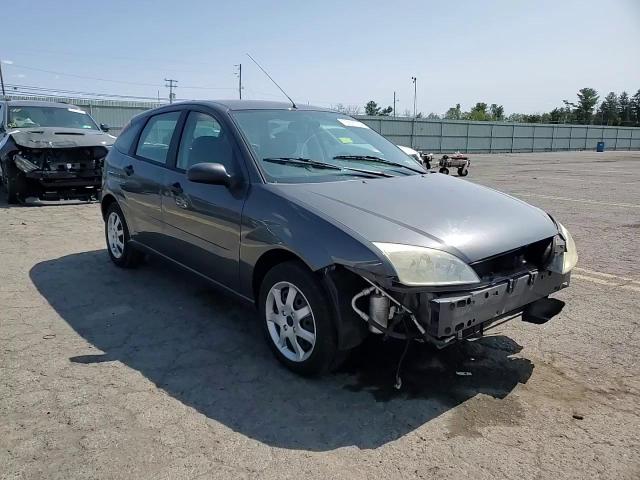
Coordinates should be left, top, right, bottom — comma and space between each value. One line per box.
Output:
335, 88, 640, 126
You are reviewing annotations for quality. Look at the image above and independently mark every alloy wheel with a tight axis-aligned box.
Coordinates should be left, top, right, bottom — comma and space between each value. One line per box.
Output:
265, 281, 316, 362
107, 211, 125, 259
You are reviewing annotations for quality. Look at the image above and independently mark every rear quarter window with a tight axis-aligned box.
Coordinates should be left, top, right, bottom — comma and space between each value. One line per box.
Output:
113, 120, 141, 154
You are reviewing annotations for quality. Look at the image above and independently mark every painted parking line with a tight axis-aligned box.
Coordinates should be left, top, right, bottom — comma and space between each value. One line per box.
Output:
508, 176, 639, 186
513, 193, 640, 209
574, 267, 640, 284
571, 270, 640, 293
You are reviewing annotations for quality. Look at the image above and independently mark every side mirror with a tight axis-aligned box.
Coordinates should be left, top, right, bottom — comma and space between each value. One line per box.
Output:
187, 162, 231, 186
100, 123, 110, 132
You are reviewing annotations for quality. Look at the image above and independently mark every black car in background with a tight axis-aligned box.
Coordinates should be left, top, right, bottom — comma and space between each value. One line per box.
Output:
0, 100, 114, 203
100, 100, 576, 376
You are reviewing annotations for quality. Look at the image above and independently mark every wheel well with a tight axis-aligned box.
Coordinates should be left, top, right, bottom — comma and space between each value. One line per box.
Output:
100, 194, 117, 220
252, 249, 309, 301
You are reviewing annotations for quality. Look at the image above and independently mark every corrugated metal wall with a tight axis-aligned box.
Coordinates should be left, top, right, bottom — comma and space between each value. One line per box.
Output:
355, 116, 640, 152
7, 95, 640, 152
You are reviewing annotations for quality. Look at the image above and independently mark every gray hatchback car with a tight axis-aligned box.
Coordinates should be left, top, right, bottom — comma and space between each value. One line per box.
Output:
101, 100, 576, 375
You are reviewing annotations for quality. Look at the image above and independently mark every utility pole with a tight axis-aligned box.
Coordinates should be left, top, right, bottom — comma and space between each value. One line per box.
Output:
234, 64, 242, 99
411, 76, 417, 118
164, 78, 177, 103
0, 60, 6, 98
393, 91, 398, 117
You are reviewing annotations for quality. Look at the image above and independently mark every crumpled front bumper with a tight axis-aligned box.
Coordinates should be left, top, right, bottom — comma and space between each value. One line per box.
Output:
25, 169, 102, 188
425, 270, 570, 338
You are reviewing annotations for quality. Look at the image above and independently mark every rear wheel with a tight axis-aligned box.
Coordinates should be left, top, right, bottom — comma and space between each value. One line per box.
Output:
258, 261, 339, 376
105, 202, 143, 268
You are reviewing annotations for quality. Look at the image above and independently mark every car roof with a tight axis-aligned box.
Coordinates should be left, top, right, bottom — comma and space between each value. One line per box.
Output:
175, 99, 334, 112
2, 99, 82, 109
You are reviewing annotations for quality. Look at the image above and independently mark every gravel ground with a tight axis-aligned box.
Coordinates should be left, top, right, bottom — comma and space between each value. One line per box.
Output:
1, 151, 639, 479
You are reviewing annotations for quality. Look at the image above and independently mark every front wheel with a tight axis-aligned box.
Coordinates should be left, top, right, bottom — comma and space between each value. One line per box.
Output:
439, 167, 449, 174
458, 167, 468, 176
258, 261, 339, 376
105, 203, 143, 268
2, 163, 25, 204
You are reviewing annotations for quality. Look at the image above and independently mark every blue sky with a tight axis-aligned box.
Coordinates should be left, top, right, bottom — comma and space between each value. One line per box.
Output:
2, 0, 639, 115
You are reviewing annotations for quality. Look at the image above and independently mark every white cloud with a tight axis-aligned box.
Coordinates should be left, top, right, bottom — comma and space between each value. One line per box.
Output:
15, 73, 26, 78
1, 59, 13, 64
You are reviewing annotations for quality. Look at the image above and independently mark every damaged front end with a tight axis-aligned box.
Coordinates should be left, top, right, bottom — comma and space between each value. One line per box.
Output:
12, 147, 106, 200
1, 129, 112, 202
345, 234, 572, 348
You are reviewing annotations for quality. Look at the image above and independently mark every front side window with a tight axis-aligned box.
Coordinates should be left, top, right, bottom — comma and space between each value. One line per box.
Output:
7, 106, 99, 130
232, 109, 424, 183
135, 111, 181, 164
177, 112, 234, 173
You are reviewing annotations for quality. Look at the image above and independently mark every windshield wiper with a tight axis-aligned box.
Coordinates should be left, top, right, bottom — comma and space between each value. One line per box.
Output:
262, 157, 392, 178
332, 155, 425, 174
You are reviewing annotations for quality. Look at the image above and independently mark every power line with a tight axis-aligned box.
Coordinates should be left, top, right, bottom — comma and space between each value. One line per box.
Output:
7, 47, 217, 69
6, 63, 163, 87
3, 62, 237, 91
5, 83, 164, 101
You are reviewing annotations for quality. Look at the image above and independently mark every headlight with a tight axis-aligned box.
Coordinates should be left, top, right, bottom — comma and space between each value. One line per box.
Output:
373, 242, 481, 286
548, 222, 578, 274
557, 222, 578, 274
13, 154, 39, 173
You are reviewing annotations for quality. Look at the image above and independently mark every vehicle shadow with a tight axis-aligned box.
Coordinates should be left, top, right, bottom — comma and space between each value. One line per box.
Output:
30, 250, 534, 451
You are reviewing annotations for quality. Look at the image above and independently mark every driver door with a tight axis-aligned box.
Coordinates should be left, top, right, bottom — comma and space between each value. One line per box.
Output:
161, 110, 246, 291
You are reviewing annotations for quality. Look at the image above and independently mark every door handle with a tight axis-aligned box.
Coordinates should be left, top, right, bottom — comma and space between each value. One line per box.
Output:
123, 165, 134, 176
169, 182, 183, 195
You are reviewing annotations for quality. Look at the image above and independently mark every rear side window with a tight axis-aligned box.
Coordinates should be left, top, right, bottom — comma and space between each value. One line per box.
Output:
135, 111, 180, 164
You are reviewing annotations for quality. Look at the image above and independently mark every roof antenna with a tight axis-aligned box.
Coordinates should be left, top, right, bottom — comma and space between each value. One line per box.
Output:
246, 53, 297, 109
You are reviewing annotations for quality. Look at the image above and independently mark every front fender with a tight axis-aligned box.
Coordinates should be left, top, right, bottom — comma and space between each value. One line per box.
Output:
238, 184, 388, 300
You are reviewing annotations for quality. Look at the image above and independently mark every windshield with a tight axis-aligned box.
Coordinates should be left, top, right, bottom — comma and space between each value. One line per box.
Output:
7, 106, 99, 130
231, 110, 425, 183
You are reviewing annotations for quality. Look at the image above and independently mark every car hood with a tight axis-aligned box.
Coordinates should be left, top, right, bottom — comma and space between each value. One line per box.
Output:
272, 173, 559, 263
7, 127, 115, 149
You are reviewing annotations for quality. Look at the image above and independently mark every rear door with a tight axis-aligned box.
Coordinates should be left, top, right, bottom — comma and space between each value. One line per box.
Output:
120, 110, 183, 250
161, 109, 247, 291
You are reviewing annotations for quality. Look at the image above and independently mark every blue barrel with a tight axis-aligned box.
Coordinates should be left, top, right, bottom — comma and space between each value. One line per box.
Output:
596, 141, 605, 152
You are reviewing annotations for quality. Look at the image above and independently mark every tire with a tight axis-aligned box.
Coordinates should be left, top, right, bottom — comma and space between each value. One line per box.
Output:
258, 261, 339, 376
439, 167, 449, 175
458, 167, 468, 177
104, 202, 143, 268
3, 162, 24, 204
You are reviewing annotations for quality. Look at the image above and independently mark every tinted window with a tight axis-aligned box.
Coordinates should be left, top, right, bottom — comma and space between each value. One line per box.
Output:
135, 111, 180, 164
177, 112, 234, 173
